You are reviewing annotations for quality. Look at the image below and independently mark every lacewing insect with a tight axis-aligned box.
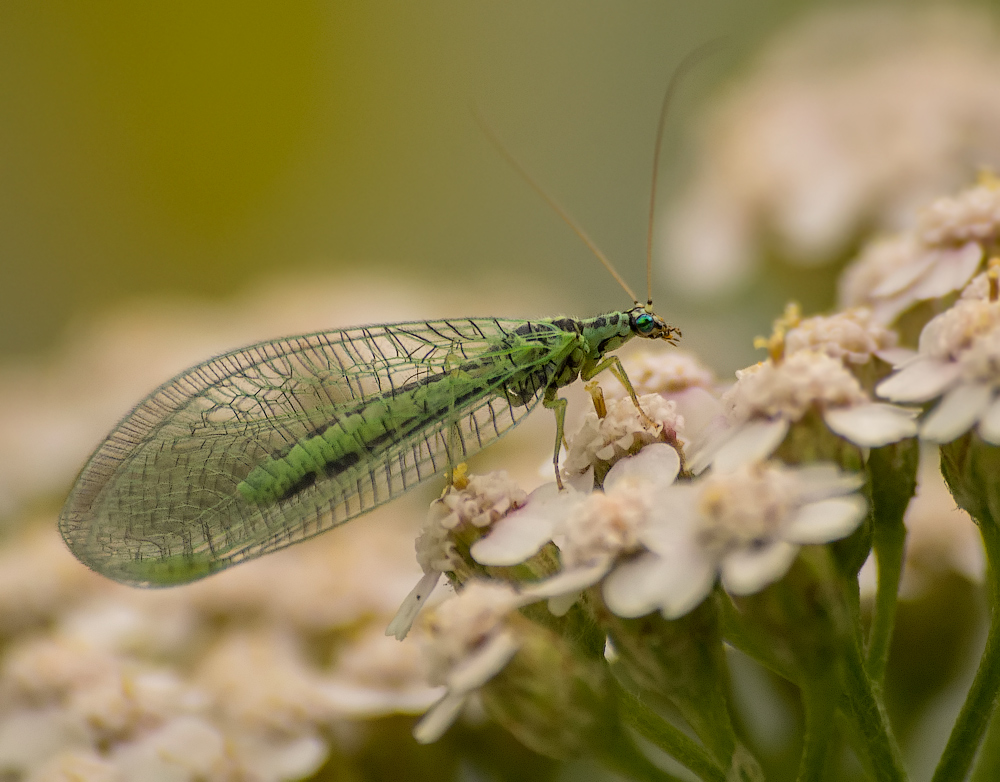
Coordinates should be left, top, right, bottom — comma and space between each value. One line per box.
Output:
58, 48, 716, 587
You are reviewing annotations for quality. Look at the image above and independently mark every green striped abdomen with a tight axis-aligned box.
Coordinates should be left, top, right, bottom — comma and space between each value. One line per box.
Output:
236, 337, 560, 506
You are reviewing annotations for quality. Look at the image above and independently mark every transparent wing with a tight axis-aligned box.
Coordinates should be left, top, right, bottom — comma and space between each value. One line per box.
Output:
59, 317, 576, 586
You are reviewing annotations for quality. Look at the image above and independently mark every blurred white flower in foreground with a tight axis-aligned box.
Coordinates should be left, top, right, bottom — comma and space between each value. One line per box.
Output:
413, 581, 525, 744
839, 177, 999, 323
877, 274, 1000, 443
663, 5, 1000, 294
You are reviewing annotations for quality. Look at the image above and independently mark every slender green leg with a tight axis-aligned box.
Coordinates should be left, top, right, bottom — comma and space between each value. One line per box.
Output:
582, 355, 653, 425
544, 389, 568, 489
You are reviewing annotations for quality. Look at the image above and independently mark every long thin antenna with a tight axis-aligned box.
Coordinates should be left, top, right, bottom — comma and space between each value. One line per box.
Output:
475, 111, 641, 305
645, 40, 727, 305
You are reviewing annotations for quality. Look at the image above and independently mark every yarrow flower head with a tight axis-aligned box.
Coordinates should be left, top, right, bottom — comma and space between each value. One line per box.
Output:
783, 307, 899, 368
839, 176, 1000, 325
561, 392, 683, 482
877, 272, 1000, 444
690, 347, 917, 474
601, 461, 867, 618
387, 472, 527, 640
602, 350, 724, 447
662, 5, 1000, 295
413, 581, 525, 744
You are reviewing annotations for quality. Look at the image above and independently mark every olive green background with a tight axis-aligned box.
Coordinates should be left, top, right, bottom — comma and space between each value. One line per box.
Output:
2, 1, 828, 364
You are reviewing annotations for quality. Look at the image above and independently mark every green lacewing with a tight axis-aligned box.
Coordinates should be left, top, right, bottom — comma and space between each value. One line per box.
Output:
59, 309, 679, 586
58, 46, 718, 587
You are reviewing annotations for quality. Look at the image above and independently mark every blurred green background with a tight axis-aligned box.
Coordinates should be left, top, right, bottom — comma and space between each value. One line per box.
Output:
1, 0, 817, 365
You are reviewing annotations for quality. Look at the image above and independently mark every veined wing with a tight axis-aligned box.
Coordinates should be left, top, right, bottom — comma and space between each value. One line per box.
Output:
59, 317, 578, 586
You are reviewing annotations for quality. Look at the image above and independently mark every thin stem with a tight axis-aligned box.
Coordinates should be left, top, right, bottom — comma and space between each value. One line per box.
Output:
934, 520, 1000, 782
797, 678, 837, 782
716, 591, 799, 685
865, 441, 918, 682
866, 515, 906, 681
612, 678, 727, 782
841, 637, 908, 781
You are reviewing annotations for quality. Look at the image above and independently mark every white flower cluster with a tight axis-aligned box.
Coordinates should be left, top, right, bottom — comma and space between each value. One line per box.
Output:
878, 270, 1000, 444
839, 181, 994, 323
409, 337, 890, 741
661, 5, 1000, 295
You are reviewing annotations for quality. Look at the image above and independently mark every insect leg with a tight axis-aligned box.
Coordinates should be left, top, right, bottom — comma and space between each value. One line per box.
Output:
581, 355, 655, 427
542, 388, 568, 490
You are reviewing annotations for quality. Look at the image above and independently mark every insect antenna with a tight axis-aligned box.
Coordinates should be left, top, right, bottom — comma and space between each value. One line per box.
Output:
474, 111, 641, 305
645, 39, 728, 308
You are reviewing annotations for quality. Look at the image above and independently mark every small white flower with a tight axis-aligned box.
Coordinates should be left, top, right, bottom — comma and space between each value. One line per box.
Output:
561, 393, 682, 478
413, 581, 525, 744
602, 462, 867, 618
783, 308, 898, 365
319, 626, 443, 717
604, 351, 725, 447
840, 233, 984, 325
513, 445, 683, 613
690, 351, 917, 473
877, 295, 1000, 443
388, 472, 527, 640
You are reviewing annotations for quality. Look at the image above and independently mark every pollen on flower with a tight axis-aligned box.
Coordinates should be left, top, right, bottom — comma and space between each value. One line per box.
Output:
958, 328, 1000, 383
725, 351, 870, 422
784, 308, 898, 364
415, 472, 527, 574
559, 485, 649, 569
918, 174, 1000, 246
917, 299, 1000, 361
562, 394, 681, 477
695, 466, 795, 553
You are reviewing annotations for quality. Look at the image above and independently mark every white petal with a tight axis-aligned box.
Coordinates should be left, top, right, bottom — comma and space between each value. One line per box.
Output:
635, 484, 701, 555
876, 358, 960, 402
784, 496, 868, 544
605, 443, 680, 489
385, 571, 442, 640
712, 418, 790, 473
909, 242, 984, 300
673, 387, 725, 441
520, 562, 611, 601
823, 403, 918, 446
871, 249, 938, 297
566, 465, 594, 493
791, 463, 864, 501
875, 347, 918, 368
547, 592, 580, 617
604, 548, 715, 620
471, 484, 584, 566
446, 630, 520, 694
413, 693, 468, 744
920, 383, 994, 443
979, 395, 1000, 445
721, 541, 799, 595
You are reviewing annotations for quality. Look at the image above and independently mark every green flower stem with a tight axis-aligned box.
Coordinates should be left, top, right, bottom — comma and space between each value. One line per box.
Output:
841, 636, 908, 781
933, 519, 1000, 782
598, 721, 692, 782
612, 678, 726, 782
716, 591, 799, 684
866, 514, 905, 681
865, 441, 919, 682
797, 677, 837, 782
